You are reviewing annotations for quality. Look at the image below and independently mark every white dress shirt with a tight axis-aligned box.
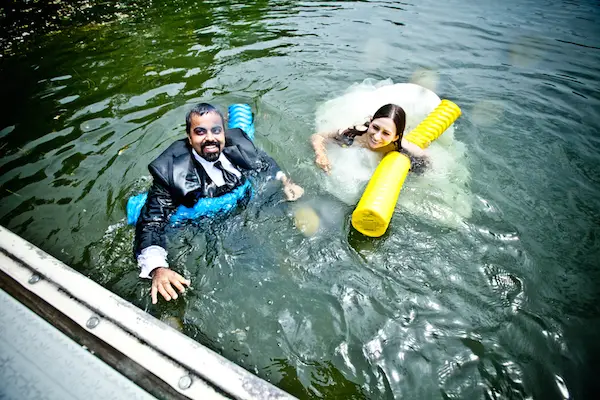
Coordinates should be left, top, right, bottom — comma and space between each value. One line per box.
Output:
137, 150, 242, 279
191, 149, 242, 184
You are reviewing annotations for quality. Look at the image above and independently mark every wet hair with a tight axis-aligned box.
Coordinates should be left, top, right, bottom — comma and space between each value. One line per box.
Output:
185, 103, 225, 134
339, 103, 406, 149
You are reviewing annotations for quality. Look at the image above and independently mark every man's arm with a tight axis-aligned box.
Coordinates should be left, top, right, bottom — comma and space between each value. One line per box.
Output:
226, 127, 304, 201
256, 150, 304, 201
135, 173, 190, 304
134, 177, 175, 258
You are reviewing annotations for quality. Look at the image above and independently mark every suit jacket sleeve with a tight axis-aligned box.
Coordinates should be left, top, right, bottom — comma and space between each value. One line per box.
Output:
256, 149, 282, 177
134, 165, 178, 255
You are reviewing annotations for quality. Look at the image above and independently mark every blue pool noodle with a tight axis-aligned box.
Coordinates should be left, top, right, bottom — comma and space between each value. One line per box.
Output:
228, 103, 255, 141
126, 104, 255, 225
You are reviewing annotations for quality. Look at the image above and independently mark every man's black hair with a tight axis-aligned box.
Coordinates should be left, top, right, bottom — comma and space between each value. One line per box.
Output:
185, 103, 225, 134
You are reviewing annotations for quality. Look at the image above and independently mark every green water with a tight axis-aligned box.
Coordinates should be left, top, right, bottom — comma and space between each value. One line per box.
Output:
1, 0, 599, 398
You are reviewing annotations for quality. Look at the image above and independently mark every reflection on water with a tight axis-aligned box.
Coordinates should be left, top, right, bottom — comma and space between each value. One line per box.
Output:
1, 0, 600, 398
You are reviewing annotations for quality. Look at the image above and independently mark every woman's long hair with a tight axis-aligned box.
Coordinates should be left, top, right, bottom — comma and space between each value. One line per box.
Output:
339, 103, 406, 149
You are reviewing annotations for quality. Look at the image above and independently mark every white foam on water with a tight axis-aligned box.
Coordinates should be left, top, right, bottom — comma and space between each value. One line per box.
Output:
315, 79, 472, 227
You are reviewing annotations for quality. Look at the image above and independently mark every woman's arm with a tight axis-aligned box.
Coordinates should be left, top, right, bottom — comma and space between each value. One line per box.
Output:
400, 138, 428, 158
311, 130, 338, 173
401, 138, 431, 174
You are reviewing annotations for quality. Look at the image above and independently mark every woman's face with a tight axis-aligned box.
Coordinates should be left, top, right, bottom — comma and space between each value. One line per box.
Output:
366, 117, 398, 150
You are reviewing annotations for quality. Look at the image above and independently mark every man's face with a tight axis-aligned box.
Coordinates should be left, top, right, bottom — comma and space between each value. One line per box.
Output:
187, 111, 225, 162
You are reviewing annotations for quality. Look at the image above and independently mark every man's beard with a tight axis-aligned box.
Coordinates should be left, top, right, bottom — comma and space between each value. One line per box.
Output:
200, 141, 221, 162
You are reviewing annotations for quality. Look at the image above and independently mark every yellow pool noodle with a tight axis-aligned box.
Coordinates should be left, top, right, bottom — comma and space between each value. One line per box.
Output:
352, 99, 461, 237
404, 99, 462, 149
352, 152, 411, 237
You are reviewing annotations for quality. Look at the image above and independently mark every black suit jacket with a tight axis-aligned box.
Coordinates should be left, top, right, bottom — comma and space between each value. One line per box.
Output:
134, 128, 279, 254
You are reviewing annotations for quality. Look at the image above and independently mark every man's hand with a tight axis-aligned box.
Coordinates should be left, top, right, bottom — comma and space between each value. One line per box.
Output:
278, 174, 304, 201
283, 181, 304, 201
151, 267, 191, 305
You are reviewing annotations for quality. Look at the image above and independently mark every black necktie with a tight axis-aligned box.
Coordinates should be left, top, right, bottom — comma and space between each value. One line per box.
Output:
214, 160, 240, 187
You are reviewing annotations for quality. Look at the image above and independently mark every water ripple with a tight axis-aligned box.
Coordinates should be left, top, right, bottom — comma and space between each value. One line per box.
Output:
1, 0, 599, 398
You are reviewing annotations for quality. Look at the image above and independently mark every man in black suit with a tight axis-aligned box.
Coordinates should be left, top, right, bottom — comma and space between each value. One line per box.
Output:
135, 103, 303, 304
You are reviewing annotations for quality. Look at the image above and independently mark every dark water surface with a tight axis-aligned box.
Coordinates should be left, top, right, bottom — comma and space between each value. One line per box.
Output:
1, 0, 599, 398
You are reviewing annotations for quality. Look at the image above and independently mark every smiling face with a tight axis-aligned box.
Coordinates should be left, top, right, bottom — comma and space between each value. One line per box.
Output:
366, 117, 399, 150
187, 111, 225, 162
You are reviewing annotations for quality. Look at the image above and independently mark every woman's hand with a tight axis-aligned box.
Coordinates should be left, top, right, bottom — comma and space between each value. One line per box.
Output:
151, 267, 191, 304
315, 153, 332, 173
